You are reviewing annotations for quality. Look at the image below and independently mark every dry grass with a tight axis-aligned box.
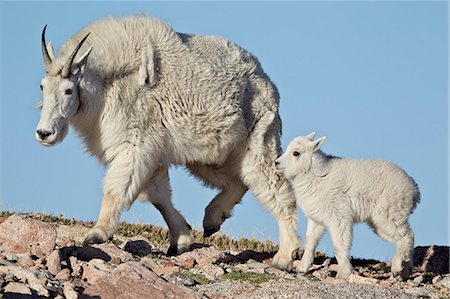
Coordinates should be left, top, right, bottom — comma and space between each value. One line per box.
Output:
0, 211, 278, 252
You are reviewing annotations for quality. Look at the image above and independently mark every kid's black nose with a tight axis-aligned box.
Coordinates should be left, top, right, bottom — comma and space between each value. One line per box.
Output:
36, 129, 52, 140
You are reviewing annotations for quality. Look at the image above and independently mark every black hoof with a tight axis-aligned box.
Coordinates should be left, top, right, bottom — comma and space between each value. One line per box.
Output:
167, 244, 178, 256
203, 225, 220, 238
83, 233, 106, 246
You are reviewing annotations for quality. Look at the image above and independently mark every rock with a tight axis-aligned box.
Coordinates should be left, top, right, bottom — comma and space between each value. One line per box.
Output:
0, 265, 49, 296
182, 257, 196, 269
63, 282, 78, 299
413, 245, 449, 274
123, 238, 152, 257
4, 282, 32, 295
56, 224, 90, 245
177, 245, 226, 268
432, 274, 442, 284
110, 257, 121, 265
69, 256, 82, 277
348, 273, 379, 284
311, 268, 331, 280
0, 214, 57, 258
46, 249, 61, 275
322, 258, 331, 267
153, 265, 181, 277
140, 256, 159, 270
407, 279, 420, 287
16, 253, 35, 268
55, 268, 71, 280
265, 267, 296, 279
3, 252, 18, 262
81, 258, 113, 284
413, 274, 424, 285
372, 262, 386, 270
167, 271, 196, 286
200, 263, 225, 280
82, 261, 200, 299
437, 275, 450, 288
247, 259, 270, 271
329, 264, 339, 272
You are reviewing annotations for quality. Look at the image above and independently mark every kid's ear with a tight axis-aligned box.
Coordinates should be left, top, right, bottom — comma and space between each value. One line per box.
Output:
71, 46, 93, 77
306, 131, 316, 140
312, 136, 326, 151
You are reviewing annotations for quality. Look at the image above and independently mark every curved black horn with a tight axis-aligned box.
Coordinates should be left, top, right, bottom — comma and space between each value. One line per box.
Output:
41, 25, 52, 72
61, 32, 91, 78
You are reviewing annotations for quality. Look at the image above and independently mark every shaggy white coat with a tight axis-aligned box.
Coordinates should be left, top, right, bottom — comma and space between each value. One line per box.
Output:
275, 132, 420, 279
36, 15, 298, 269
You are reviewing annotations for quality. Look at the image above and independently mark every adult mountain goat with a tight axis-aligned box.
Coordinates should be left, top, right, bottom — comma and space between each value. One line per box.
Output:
275, 132, 420, 279
36, 15, 299, 270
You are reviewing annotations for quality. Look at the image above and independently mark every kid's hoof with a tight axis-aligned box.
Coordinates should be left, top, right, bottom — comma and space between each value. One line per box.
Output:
203, 225, 220, 237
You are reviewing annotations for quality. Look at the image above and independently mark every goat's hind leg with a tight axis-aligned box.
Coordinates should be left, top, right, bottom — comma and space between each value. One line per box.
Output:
187, 163, 247, 237
372, 218, 414, 279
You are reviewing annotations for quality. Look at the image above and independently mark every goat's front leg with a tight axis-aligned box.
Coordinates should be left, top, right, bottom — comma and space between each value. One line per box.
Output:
297, 218, 326, 273
83, 148, 159, 246
142, 167, 193, 255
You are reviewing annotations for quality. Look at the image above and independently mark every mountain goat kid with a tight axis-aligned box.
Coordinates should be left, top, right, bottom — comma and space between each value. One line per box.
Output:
275, 132, 420, 279
35, 15, 299, 270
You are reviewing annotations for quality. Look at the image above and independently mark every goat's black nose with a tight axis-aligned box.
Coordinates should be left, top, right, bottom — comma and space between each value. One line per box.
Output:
36, 129, 52, 140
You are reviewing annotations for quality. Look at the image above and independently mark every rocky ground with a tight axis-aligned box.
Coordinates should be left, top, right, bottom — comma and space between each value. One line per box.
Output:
0, 212, 448, 299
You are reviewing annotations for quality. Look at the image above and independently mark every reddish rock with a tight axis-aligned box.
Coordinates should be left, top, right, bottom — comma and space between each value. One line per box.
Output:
182, 257, 196, 269
81, 258, 113, 284
82, 261, 200, 299
16, 253, 35, 268
0, 214, 57, 258
177, 246, 226, 268
414, 245, 449, 274
153, 265, 181, 276
46, 249, 61, 275
63, 282, 78, 299
69, 256, 82, 277
4, 282, 32, 295
55, 268, 71, 280
140, 256, 159, 270
93, 243, 133, 262
200, 264, 225, 280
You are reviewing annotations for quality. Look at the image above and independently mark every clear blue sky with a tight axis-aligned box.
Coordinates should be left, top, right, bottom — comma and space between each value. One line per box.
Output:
0, 2, 448, 261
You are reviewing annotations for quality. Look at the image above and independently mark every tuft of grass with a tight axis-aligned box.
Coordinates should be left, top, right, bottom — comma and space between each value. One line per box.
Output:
183, 272, 211, 285
109, 238, 123, 246
223, 271, 275, 284
0, 211, 12, 218
117, 221, 279, 253
32, 213, 77, 226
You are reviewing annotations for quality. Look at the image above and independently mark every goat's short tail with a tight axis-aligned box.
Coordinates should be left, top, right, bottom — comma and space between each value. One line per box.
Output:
410, 177, 421, 213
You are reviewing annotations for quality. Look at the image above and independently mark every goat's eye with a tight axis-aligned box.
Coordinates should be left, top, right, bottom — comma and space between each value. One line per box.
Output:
293, 151, 300, 157
40, 84, 43, 91
65, 89, 73, 95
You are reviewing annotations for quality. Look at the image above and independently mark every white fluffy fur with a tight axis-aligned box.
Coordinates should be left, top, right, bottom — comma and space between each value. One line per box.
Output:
36, 15, 299, 268
275, 132, 420, 279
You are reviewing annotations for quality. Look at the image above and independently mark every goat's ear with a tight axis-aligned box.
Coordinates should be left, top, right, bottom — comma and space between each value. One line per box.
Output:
306, 131, 316, 140
312, 136, 326, 151
71, 46, 92, 78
